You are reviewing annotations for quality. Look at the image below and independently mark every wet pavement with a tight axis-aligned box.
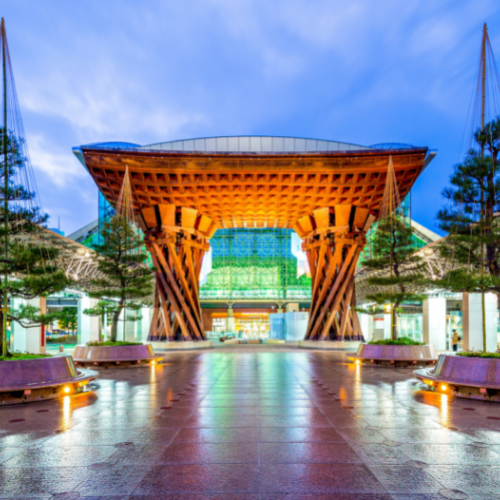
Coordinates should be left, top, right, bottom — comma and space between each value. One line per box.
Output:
1, 345, 500, 499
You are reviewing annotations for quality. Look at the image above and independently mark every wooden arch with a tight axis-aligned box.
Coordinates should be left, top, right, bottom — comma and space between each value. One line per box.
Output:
79, 146, 430, 342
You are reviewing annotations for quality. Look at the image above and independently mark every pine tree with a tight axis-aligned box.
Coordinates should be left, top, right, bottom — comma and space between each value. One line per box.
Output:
362, 214, 426, 339
436, 118, 500, 345
84, 215, 154, 342
0, 128, 70, 357
58, 307, 77, 335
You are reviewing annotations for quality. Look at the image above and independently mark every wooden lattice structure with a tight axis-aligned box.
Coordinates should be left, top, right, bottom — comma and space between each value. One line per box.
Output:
79, 145, 430, 341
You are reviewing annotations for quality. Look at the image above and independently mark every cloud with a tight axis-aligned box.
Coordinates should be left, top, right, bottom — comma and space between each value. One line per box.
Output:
3, 0, 500, 235
27, 135, 85, 188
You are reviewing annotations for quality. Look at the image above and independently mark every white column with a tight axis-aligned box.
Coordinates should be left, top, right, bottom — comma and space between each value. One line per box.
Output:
78, 296, 101, 344
284, 312, 309, 340
383, 313, 392, 340
371, 314, 385, 340
139, 306, 151, 342
423, 296, 447, 350
359, 313, 374, 342
226, 307, 235, 333
11, 297, 47, 354
124, 308, 137, 342
462, 292, 498, 352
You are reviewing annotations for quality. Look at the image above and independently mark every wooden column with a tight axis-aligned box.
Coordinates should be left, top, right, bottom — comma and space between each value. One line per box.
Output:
295, 205, 375, 342
139, 204, 217, 342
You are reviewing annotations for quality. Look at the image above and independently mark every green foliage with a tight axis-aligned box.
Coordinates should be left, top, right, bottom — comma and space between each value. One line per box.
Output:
0, 351, 52, 361
0, 128, 70, 356
86, 340, 142, 347
456, 351, 500, 358
436, 117, 500, 352
362, 214, 426, 339
436, 117, 500, 294
57, 307, 77, 333
10, 303, 61, 328
86, 215, 154, 342
352, 305, 385, 316
84, 299, 142, 321
368, 336, 425, 346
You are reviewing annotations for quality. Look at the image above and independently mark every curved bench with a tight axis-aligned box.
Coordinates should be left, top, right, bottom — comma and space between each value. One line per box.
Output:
353, 344, 438, 368
414, 354, 500, 402
298, 340, 361, 351
0, 355, 97, 406
73, 344, 163, 369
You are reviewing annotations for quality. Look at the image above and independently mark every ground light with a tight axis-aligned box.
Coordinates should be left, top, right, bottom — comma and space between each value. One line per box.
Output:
441, 384, 448, 391
63, 386, 70, 394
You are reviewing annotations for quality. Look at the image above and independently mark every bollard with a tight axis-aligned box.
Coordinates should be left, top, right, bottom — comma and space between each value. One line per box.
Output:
59, 345, 64, 353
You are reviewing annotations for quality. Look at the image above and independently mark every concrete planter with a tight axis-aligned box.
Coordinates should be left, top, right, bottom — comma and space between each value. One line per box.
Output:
73, 344, 163, 369
148, 341, 213, 351
0, 355, 97, 406
414, 354, 500, 402
354, 343, 438, 368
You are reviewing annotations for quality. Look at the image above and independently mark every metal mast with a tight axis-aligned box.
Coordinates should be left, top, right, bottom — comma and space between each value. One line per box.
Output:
1, 18, 8, 358
481, 23, 487, 352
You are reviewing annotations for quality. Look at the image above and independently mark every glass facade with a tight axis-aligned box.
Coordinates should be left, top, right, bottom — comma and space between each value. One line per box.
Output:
97, 192, 116, 245
398, 313, 423, 342
96, 193, 422, 304
200, 229, 311, 301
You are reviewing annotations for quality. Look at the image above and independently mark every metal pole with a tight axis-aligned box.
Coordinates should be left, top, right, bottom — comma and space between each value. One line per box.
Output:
2, 19, 8, 358
388, 157, 395, 340
481, 23, 487, 352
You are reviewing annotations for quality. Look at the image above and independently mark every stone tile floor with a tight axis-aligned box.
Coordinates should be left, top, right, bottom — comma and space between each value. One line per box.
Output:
1, 346, 500, 499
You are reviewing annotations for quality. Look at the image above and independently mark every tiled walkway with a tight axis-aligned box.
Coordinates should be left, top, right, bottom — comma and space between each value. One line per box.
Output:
1, 346, 500, 499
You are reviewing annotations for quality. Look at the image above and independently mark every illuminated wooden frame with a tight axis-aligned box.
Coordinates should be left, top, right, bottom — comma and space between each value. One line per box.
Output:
80, 147, 429, 341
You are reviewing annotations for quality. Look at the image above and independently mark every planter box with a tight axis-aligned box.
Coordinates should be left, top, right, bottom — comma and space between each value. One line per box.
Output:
148, 340, 213, 351
415, 354, 500, 401
0, 355, 96, 406
354, 344, 438, 368
73, 344, 162, 369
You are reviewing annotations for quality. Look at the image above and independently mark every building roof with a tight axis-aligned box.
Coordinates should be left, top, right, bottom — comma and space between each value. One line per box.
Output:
75, 136, 435, 230
410, 219, 441, 245
67, 219, 99, 244
19, 226, 102, 289
138, 136, 370, 153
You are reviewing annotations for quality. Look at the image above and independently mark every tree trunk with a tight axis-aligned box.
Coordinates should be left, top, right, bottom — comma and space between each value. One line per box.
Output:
111, 307, 122, 343
0, 308, 4, 357
391, 307, 398, 340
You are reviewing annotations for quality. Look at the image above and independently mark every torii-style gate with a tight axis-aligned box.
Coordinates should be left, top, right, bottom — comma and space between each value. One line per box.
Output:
77, 142, 431, 342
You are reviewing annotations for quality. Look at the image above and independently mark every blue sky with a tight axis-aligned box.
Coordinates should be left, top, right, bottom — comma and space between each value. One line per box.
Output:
3, 0, 500, 235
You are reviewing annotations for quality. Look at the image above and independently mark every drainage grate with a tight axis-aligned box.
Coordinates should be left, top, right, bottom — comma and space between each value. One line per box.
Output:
438, 489, 469, 499
405, 460, 428, 468
51, 493, 80, 500
114, 441, 135, 448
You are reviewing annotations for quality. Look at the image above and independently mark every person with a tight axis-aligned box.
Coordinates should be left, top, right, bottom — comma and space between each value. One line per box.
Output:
452, 329, 459, 352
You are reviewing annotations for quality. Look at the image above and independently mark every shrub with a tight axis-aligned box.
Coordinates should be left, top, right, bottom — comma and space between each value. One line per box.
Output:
0, 352, 52, 361
456, 351, 500, 359
86, 341, 143, 347
368, 336, 425, 346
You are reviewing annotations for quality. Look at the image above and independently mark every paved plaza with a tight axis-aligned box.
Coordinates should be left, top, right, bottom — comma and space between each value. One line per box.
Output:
1, 346, 500, 499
